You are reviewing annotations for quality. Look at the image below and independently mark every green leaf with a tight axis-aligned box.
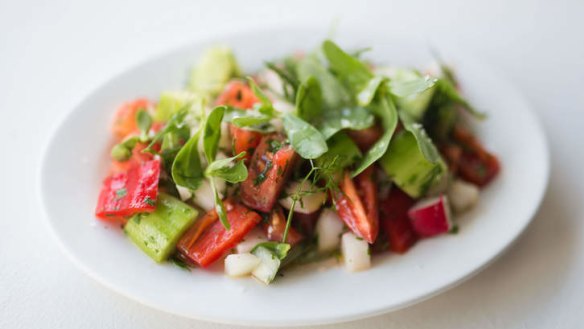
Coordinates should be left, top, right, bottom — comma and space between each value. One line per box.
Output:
316, 132, 362, 171
296, 53, 350, 109
282, 113, 328, 159
251, 242, 291, 260
202, 106, 226, 162
224, 107, 273, 127
435, 79, 486, 119
266, 61, 299, 101
205, 152, 248, 183
390, 75, 437, 98
144, 108, 189, 153
352, 94, 398, 176
357, 76, 386, 106
398, 111, 440, 163
136, 109, 152, 140
295, 76, 323, 123
211, 179, 230, 230
171, 130, 204, 190
322, 40, 373, 94
111, 136, 140, 161
319, 106, 375, 139
247, 77, 275, 116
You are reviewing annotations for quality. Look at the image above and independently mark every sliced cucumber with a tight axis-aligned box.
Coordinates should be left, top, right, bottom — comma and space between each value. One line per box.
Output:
124, 193, 198, 262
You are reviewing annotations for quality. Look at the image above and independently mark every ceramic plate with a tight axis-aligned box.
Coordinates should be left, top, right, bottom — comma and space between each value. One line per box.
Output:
39, 28, 549, 326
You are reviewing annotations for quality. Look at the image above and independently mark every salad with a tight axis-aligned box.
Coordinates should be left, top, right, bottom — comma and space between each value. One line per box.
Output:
95, 40, 500, 284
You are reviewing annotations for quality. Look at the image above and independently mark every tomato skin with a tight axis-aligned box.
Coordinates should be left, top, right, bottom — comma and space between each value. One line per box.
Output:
215, 80, 259, 109
452, 126, 500, 187
177, 201, 261, 267
112, 98, 152, 140
240, 134, 298, 213
262, 207, 303, 245
95, 158, 161, 222
230, 125, 262, 163
347, 125, 383, 151
332, 170, 379, 244
379, 187, 418, 254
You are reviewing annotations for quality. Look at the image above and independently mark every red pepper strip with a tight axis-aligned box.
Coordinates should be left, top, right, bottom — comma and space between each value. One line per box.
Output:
95, 158, 161, 222
177, 201, 262, 267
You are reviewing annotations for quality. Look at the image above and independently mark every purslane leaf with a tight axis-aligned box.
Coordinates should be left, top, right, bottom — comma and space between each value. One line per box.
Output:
295, 76, 323, 123
171, 129, 204, 190
322, 40, 373, 94
282, 113, 328, 159
205, 152, 248, 183
352, 94, 398, 177
202, 106, 226, 162
390, 75, 437, 98
296, 53, 350, 109
318, 106, 375, 139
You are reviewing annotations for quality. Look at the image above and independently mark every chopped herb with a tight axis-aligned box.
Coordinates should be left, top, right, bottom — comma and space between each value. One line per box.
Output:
144, 196, 156, 206
254, 159, 273, 186
115, 188, 127, 199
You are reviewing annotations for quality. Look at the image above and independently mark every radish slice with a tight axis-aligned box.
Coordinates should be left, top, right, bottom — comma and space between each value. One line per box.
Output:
448, 179, 479, 213
341, 232, 371, 272
316, 209, 345, 253
224, 253, 261, 277
408, 195, 452, 237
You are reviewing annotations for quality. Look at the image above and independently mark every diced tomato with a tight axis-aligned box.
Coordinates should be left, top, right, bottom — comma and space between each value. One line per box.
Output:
379, 187, 418, 254
347, 125, 383, 151
112, 98, 152, 140
452, 126, 500, 187
230, 125, 262, 163
240, 134, 298, 213
215, 80, 259, 109
95, 158, 161, 222
262, 207, 303, 245
332, 170, 379, 244
177, 201, 261, 267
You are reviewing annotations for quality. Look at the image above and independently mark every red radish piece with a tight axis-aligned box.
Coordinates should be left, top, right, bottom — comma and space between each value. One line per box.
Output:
408, 195, 452, 238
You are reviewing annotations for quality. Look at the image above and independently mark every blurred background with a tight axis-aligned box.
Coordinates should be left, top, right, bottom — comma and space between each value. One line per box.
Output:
1, 0, 583, 328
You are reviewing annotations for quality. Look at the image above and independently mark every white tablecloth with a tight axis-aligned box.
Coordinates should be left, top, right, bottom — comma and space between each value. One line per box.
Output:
2, 0, 583, 328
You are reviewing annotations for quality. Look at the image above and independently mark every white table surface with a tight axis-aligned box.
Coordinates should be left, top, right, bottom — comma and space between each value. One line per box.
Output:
2, 0, 583, 328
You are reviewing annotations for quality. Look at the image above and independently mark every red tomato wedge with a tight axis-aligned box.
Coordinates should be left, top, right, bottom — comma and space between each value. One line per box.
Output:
230, 125, 262, 163
347, 124, 383, 151
112, 98, 152, 140
215, 81, 263, 163
262, 207, 303, 245
177, 201, 261, 267
95, 158, 161, 222
332, 169, 379, 244
215, 80, 260, 109
452, 126, 500, 187
380, 187, 418, 254
240, 133, 298, 213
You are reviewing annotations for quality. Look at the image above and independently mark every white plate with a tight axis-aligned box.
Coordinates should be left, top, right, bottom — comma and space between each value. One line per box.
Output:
39, 28, 549, 326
